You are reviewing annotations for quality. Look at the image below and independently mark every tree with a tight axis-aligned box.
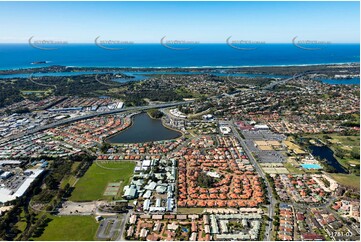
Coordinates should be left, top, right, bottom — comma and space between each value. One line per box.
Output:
351, 147, 360, 159
100, 142, 112, 153
334, 147, 346, 159
197, 173, 215, 188
147, 109, 164, 119
45, 175, 59, 190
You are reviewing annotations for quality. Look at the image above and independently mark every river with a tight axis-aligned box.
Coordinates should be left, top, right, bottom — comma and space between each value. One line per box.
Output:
0, 71, 358, 85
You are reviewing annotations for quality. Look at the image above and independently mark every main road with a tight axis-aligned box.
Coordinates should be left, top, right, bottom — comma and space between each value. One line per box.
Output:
4, 101, 193, 142
227, 120, 276, 241
263, 72, 311, 90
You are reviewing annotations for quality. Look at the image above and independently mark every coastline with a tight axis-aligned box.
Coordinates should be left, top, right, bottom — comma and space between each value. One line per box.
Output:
0, 62, 359, 72
64, 62, 360, 69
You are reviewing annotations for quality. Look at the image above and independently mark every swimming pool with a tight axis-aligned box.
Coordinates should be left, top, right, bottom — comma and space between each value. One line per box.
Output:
182, 228, 189, 233
301, 164, 322, 170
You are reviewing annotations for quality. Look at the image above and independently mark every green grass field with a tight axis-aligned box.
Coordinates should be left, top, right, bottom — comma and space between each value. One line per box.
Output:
60, 162, 81, 188
284, 161, 305, 174
328, 135, 360, 166
14, 210, 27, 240
34, 215, 98, 241
70, 161, 135, 201
330, 173, 360, 190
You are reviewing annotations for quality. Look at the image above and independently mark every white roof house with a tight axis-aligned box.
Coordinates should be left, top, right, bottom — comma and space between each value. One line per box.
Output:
142, 160, 151, 167
123, 185, 137, 199
143, 199, 151, 211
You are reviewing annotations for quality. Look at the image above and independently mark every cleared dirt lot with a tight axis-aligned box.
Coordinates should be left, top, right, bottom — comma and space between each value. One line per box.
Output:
58, 201, 97, 215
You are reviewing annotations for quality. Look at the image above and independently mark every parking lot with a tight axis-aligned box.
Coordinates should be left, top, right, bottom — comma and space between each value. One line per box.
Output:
242, 130, 286, 141
96, 216, 122, 240
242, 130, 287, 163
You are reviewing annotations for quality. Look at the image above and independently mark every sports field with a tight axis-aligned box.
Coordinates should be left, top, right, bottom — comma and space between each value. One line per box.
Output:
70, 161, 135, 201
261, 163, 289, 174
34, 215, 98, 241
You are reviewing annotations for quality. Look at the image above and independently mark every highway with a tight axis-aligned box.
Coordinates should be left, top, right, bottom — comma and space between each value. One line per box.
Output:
263, 72, 310, 90
3, 101, 192, 142
228, 120, 275, 241
4, 72, 310, 143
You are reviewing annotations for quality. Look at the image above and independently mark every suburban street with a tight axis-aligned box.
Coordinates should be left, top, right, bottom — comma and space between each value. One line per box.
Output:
117, 211, 132, 241
228, 120, 275, 241
0, 2, 359, 241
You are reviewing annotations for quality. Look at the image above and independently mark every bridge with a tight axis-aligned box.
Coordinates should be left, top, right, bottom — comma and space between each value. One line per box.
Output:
263, 72, 313, 90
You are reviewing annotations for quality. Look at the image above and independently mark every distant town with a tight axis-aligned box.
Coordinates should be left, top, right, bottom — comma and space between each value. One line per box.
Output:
0, 63, 359, 241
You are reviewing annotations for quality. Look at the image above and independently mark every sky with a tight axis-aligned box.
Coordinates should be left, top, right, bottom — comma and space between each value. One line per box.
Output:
0, 1, 359, 43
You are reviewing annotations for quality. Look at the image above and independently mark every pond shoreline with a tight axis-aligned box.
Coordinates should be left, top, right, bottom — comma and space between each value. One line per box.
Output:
105, 112, 182, 144
308, 145, 348, 174
103, 112, 138, 143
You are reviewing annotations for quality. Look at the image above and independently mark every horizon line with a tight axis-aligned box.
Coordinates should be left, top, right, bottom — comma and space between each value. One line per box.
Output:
0, 42, 360, 44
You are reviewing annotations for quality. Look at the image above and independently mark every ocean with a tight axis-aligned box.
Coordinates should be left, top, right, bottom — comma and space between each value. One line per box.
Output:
0, 43, 359, 70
